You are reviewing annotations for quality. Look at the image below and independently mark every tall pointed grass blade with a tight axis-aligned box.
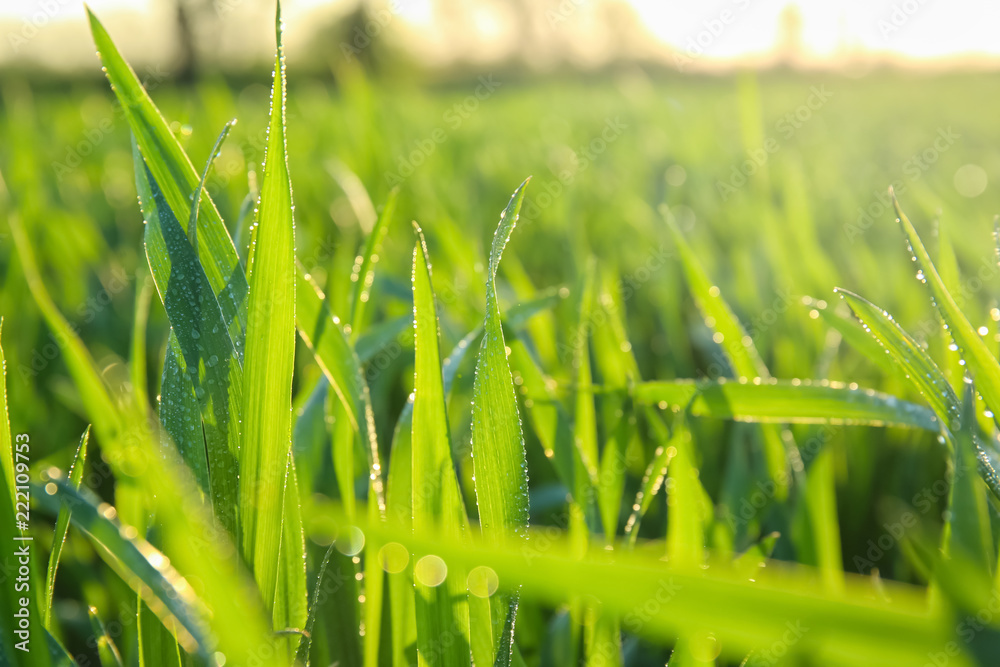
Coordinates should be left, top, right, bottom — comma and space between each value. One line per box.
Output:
239, 1, 299, 624
470, 179, 533, 660
43, 427, 89, 627
893, 192, 1000, 418
350, 188, 399, 336
411, 223, 471, 666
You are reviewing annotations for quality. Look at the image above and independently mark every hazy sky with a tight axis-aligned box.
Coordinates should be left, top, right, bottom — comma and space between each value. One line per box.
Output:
4, 0, 999, 66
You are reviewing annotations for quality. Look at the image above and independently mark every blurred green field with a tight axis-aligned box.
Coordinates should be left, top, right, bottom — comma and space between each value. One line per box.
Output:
7, 33, 1000, 664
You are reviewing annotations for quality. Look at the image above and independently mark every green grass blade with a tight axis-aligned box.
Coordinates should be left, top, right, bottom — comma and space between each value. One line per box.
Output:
87, 9, 248, 340
0, 321, 50, 666
14, 218, 278, 666
572, 260, 599, 483
471, 178, 532, 540
187, 120, 236, 249
470, 178, 533, 660
344, 511, 954, 667
139, 595, 183, 667
44, 476, 213, 660
136, 154, 243, 534
947, 379, 993, 574
87, 607, 125, 667
592, 269, 641, 544
158, 340, 210, 494
662, 206, 792, 498
411, 223, 472, 666
10, 216, 123, 438
131, 274, 153, 411
633, 379, 939, 429
666, 420, 709, 569
43, 426, 89, 628
274, 453, 308, 659
835, 289, 1000, 498
509, 339, 596, 519
297, 265, 386, 511
934, 217, 965, 391
350, 188, 399, 336
893, 192, 1000, 417
623, 417, 682, 546
801, 296, 898, 378
239, 0, 298, 623
803, 446, 845, 593
835, 289, 958, 427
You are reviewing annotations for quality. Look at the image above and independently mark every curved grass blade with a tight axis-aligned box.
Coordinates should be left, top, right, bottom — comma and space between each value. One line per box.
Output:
470, 179, 532, 663
835, 289, 958, 428
623, 416, 682, 547
239, 0, 299, 625
88, 9, 248, 340
801, 296, 897, 378
350, 188, 399, 337
88, 607, 125, 667
662, 205, 793, 498
893, 191, 1000, 418
835, 289, 1000, 498
43, 475, 212, 660
43, 427, 89, 628
633, 379, 939, 430
471, 179, 532, 540
296, 264, 385, 511
188, 120, 236, 249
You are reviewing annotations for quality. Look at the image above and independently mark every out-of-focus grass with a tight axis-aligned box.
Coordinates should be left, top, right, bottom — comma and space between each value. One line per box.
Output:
8, 8, 1000, 664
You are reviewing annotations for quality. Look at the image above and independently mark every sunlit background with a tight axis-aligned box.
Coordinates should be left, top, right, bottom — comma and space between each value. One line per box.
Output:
5, 0, 1000, 74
